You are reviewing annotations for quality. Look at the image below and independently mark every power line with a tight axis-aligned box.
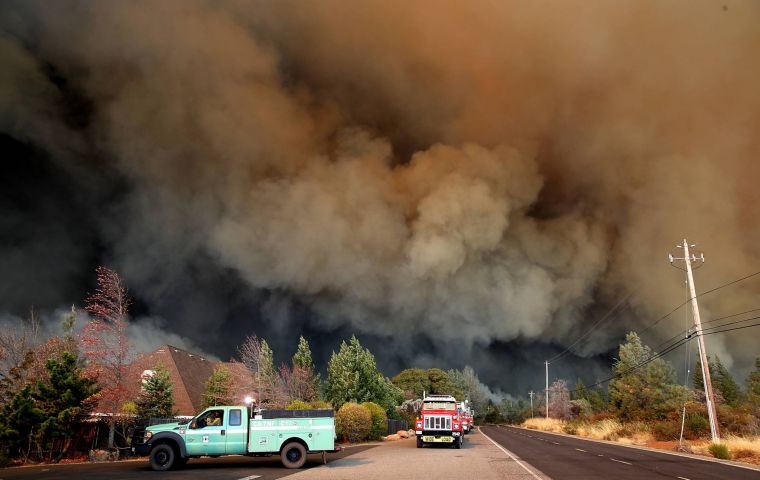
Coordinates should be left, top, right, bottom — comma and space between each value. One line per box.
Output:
547, 294, 631, 364
568, 319, 760, 395
701, 307, 760, 326
569, 333, 693, 394
652, 309, 760, 353
639, 269, 760, 336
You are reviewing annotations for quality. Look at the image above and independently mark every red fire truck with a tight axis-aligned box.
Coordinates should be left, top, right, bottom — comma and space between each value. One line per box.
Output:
414, 395, 463, 448
457, 401, 474, 434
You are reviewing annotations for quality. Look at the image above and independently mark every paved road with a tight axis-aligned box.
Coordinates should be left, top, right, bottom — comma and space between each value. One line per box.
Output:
481, 425, 760, 480
288, 429, 544, 480
0, 446, 374, 480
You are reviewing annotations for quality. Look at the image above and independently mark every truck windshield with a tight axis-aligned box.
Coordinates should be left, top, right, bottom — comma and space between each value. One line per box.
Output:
423, 402, 456, 411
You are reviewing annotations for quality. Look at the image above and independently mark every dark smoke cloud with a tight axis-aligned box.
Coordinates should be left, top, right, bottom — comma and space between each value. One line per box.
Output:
2, 0, 760, 394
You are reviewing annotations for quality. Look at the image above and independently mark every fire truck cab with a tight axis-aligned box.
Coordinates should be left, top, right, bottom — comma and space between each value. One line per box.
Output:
415, 395, 463, 449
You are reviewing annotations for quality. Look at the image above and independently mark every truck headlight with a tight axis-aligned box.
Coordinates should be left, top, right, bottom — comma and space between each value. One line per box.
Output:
453, 423, 459, 429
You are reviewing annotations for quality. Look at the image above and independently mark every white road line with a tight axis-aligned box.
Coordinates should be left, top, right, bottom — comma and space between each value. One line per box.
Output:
236, 476, 261, 480
610, 458, 632, 465
575, 448, 586, 452
551, 441, 560, 445
480, 429, 545, 480
677, 477, 690, 480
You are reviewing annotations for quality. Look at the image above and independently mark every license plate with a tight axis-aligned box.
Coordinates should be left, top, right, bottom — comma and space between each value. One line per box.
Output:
422, 436, 454, 443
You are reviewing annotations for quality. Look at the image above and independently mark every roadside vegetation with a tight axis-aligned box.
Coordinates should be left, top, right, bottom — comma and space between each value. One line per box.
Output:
516, 333, 760, 465
0, 266, 491, 465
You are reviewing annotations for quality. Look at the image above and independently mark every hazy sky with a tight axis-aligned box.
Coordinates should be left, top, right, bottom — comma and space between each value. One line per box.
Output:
2, 0, 759, 394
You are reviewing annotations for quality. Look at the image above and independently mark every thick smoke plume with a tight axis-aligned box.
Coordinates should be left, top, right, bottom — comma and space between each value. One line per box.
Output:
2, 0, 760, 392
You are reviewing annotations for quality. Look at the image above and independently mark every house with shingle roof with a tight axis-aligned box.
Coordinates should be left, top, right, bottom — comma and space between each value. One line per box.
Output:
126, 345, 254, 416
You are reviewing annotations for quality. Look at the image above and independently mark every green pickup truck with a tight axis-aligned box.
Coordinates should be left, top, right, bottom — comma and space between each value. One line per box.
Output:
132, 405, 340, 471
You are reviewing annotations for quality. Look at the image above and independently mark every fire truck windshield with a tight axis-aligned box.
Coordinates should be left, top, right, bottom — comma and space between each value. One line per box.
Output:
422, 401, 456, 411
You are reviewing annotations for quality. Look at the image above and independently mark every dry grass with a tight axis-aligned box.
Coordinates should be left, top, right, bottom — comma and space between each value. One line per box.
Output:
575, 419, 622, 440
520, 418, 760, 465
522, 417, 565, 433
692, 435, 760, 464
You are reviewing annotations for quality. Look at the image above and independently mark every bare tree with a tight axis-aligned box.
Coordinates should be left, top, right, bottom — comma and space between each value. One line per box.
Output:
548, 379, 571, 419
237, 335, 284, 407
279, 364, 318, 404
79, 266, 135, 453
0, 307, 40, 374
0, 308, 42, 400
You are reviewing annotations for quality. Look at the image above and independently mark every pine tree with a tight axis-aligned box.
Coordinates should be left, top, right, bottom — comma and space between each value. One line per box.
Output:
745, 356, 760, 408
236, 335, 283, 407
259, 340, 275, 380
326, 336, 400, 411
572, 379, 588, 401
0, 384, 43, 458
34, 351, 99, 461
136, 364, 176, 419
609, 332, 688, 420
289, 336, 320, 400
202, 364, 234, 408
713, 356, 742, 406
292, 336, 315, 371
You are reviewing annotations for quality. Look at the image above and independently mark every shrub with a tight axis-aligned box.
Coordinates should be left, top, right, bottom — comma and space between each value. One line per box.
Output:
310, 400, 332, 409
336, 403, 372, 443
684, 414, 709, 439
708, 443, 731, 460
286, 400, 312, 410
362, 402, 387, 440
652, 420, 681, 441
717, 404, 759, 436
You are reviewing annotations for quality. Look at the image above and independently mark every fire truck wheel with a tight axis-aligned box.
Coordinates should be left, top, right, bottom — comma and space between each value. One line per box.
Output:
454, 436, 462, 449
281, 441, 307, 469
416, 437, 423, 448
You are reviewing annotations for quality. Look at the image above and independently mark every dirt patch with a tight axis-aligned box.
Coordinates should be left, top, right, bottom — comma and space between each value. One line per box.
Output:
645, 440, 679, 451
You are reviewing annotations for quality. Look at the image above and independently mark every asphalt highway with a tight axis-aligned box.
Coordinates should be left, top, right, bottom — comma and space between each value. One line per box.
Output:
481, 425, 760, 480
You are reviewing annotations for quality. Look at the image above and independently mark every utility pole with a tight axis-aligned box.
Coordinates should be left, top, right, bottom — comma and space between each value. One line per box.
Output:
545, 361, 549, 419
529, 390, 535, 418
669, 239, 720, 442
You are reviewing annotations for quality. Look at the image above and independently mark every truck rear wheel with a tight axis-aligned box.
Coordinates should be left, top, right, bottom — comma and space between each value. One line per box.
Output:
149, 444, 176, 471
281, 441, 307, 469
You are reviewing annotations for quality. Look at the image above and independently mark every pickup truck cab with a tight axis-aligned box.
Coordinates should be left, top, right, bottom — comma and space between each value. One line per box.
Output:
133, 405, 340, 471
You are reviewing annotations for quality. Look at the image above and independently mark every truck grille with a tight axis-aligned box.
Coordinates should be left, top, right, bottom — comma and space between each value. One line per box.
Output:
424, 415, 451, 430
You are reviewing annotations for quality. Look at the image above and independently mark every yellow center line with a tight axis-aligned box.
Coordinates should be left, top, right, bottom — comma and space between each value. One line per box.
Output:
610, 458, 632, 465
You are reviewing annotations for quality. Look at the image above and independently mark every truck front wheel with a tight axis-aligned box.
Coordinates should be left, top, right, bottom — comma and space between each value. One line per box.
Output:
281, 442, 307, 469
416, 437, 423, 448
454, 436, 462, 449
149, 444, 176, 471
